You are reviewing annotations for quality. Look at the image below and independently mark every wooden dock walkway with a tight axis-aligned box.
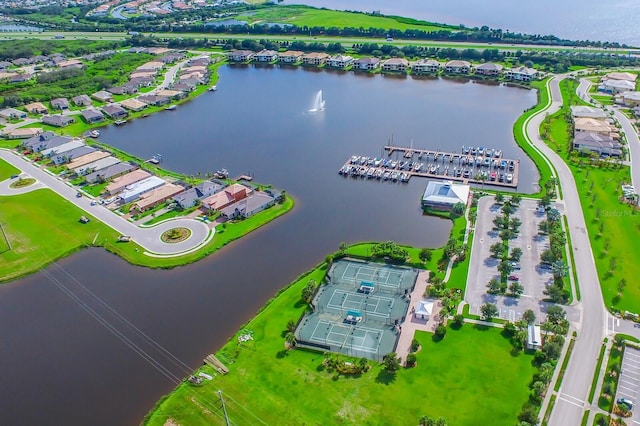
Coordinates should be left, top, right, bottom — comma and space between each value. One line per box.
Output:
204, 354, 229, 375
339, 145, 520, 189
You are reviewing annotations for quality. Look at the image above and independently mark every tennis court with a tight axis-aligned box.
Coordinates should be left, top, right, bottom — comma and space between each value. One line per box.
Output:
326, 289, 394, 320
308, 320, 382, 355
338, 262, 407, 293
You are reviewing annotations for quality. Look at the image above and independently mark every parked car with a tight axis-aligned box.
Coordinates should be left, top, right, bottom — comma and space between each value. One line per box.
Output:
10, 174, 19, 179
510, 262, 521, 270
76, 192, 83, 198
508, 275, 519, 281
617, 398, 634, 410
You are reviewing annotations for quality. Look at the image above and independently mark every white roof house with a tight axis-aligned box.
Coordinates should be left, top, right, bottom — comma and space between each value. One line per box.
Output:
421, 181, 470, 210
119, 176, 167, 203
570, 105, 608, 119
526, 324, 542, 350
41, 140, 85, 157
599, 79, 635, 94
414, 300, 433, 319
75, 156, 120, 176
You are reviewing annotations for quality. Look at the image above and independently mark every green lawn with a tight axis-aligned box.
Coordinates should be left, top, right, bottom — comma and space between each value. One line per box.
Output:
234, 5, 457, 32
0, 158, 19, 181
144, 262, 536, 426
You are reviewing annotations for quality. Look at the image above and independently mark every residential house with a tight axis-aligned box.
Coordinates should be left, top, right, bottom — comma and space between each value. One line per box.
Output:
134, 183, 184, 212
41, 140, 85, 158
119, 176, 168, 203
50, 98, 70, 110
42, 114, 75, 127
81, 109, 105, 124
327, 54, 354, 69
254, 49, 278, 62
135, 61, 164, 72
228, 50, 255, 62
381, 58, 409, 72
23, 132, 72, 153
85, 162, 136, 184
106, 169, 152, 195
119, 99, 148, 112
353, 57, 380, 71
11, 58, 30, 66
72, 94, 93, 107
444, 60, 472, 74
188, 57, 210, 67
505, 66, 538, 82
0, 71, 17, 82
2, 127, 42, 139
570, 105, 608, 119
0, 61, 12, 69
301, 52, 330, 66
474, 62, 503, 77
51, 146, 96, 165
130, 71, 158, 80
219, 192, 275, 219
573, 117, 617, 137
616, 91, 640, 107
278, 51, 304, 64
67, 151, 111, 170
128, 76, 155, 88
57, 59, 84, 69
92, 91, 113, 103
412, 59, 440, 74
421, 181, 470, 211
573, 132, 623, 157
108, 85, 138, 95
526, 325, 542, 350
603, 72, 637, 83
598, 79, 635, 94
73, 156, 121, 176
137, 95, 170, 106
0, 107, 27, 120
24, 102, 48, 114
172, 82, 196, 92
102, 104, 128, 120
174, 180, 225, 209
202, 183, 252, 211
156, 89, 186, 100
10, 73, 33, 83
181, 65, 208, 75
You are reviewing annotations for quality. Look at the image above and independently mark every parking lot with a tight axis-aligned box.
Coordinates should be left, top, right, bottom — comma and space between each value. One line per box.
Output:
616, 346, 640, 424
465, 196, 555, 322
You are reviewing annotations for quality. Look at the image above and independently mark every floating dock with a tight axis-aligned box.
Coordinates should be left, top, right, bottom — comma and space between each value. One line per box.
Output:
204, 354, 229, 375
339, 145, 520, 188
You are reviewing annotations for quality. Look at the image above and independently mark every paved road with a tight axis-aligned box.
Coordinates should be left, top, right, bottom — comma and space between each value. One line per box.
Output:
523, 76, 608, 426
0, 149, 211, 255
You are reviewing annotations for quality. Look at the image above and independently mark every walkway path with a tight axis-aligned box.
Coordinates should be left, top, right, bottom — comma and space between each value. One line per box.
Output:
0, 149, 211, 256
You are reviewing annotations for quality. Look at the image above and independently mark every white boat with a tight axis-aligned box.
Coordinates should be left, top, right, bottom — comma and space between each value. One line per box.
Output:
89, 130, 100, 138
165, 105, 177, 111
208, 85, 217, 92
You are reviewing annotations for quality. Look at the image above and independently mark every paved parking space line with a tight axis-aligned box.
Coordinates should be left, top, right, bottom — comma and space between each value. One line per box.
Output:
618, 384, 637, 394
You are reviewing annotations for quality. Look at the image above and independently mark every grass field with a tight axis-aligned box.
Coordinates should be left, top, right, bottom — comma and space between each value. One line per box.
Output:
0, 158, 19, 181
234, 5, 456, 32
143, 262, 536, 426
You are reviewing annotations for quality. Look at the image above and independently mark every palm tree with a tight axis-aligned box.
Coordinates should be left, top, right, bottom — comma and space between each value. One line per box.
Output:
284, 332, 296, 348
551, 260, 569, 279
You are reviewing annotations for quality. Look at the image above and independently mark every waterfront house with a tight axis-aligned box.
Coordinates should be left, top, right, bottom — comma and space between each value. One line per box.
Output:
444, 60, 472, 74
172, 82, 196, 92
526, 325, 542, 350
301, 52, 330, 66
2, 127, 42, 139
573, 132, 622, 157
0, 107, 27, 120
228, 50, 255, 62
24, 102, 48, 115
42, 114, 75, 127
615, 91, 640, 106
137, 95, 170, 106
421, 181, 470, 211
23, 132, 72, 153
603, 72, 637, 83
505, 66, 538, 82
254, 49, 278, 62
411, 59, 440, 74
119, 176, 168, 203
102, 104, 128, 120
134, 183, 185, 212
353, 57, 380, 71
278, 51, 304, 64
73, 156, 121, 177
92, 91, 113, 103
475, 62, 503, 77
327, 54, 354, 69
187, 57, 210, 67
573, 117, 617, 137
382, 58, 409, 72
51, 98, 70, 110
202, 183, 252, 211
219, 192, 275, 219
119, 98, 148, 112
72, 94, 93, 107
106, 169, 152, 195
157, 89, 186, 100
174, 180, 225, 209
51, 146, 96, 165
598, 79, 635, 94
81, 109, 105, 124
85, 162, 136, 184
41, 140, 85, 158
570, 105, 608, 119
68, 151, 111, 170
181, 65, 208, 75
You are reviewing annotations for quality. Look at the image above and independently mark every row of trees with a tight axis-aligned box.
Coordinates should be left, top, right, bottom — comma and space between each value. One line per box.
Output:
538, 204, 571, 304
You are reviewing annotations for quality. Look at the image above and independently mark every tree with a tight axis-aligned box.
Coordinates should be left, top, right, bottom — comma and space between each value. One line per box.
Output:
511, 194, 522, 205
538, 194, 551, 208
286, 319, 296, 332
544, 284, 567, 304
338, 242, 347, 254
452, 202, 465, 215
510, 247, 523, 261
547, 208, 561, 222
542, 340, 562, 360
487, 278, 501, 294
357, 357, 368, 372
489, 242, 504, 258
523, 309, 536, 324
480, 303, 499, 321
452, 314, 465, 327
551, 260, 569, 279
540, 249, 557, 265
497, 259, 513, 277
509, 281, 524, 297
301, 280, 317, 304
406, 353, 417, 367
494, 193, 504, 204
383, 352, 401, 372
284, 332, 297, 348
435, 324, 447, 339
419, 248, 433, 263
509, 217, 522, 231
546, 305, 567, 324
501, 203, 514, 215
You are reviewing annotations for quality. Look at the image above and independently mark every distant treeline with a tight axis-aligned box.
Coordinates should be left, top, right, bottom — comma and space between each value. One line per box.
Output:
0, 39, 128, 61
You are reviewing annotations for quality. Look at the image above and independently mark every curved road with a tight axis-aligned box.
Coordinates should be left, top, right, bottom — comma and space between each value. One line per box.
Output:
0, 149, 211, 256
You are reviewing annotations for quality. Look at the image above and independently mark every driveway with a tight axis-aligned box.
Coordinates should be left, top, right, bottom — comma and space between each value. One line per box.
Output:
0, 149, 211, 256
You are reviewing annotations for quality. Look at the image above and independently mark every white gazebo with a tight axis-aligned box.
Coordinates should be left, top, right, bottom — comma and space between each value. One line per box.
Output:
414, 300, 433, 320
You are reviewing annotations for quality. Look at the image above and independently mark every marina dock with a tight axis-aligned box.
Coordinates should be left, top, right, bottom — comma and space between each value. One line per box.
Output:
339, 145, 520, 188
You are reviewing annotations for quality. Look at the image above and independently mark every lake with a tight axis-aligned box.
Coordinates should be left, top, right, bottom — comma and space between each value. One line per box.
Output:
0, 65, 536, 424
282, 0, 640, 46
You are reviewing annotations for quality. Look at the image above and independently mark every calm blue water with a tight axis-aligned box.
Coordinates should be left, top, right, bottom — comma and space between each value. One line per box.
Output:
283, 0, 640, 45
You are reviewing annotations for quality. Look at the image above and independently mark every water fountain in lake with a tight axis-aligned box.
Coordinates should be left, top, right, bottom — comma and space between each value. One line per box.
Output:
309, 90, 325, 113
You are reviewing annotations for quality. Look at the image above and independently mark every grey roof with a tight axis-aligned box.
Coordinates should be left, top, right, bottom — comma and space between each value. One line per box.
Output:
570, 105, 608, 119
138, 95, 169, 105
23, 132, 72, 151
196, 180, 224, 197
52, 145, 96, 162
85, 162, 135, 183
72, 95, 92, 106
476, 62, 503, 71
173, 188, 200, 208
220, 192, 274, 217
0, 61, 12, 68
102, 104, 127, 117
42, 115, 74, 127
51, 98, 69, 108
574, 131, 622, 150
81, 109, 105, 121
